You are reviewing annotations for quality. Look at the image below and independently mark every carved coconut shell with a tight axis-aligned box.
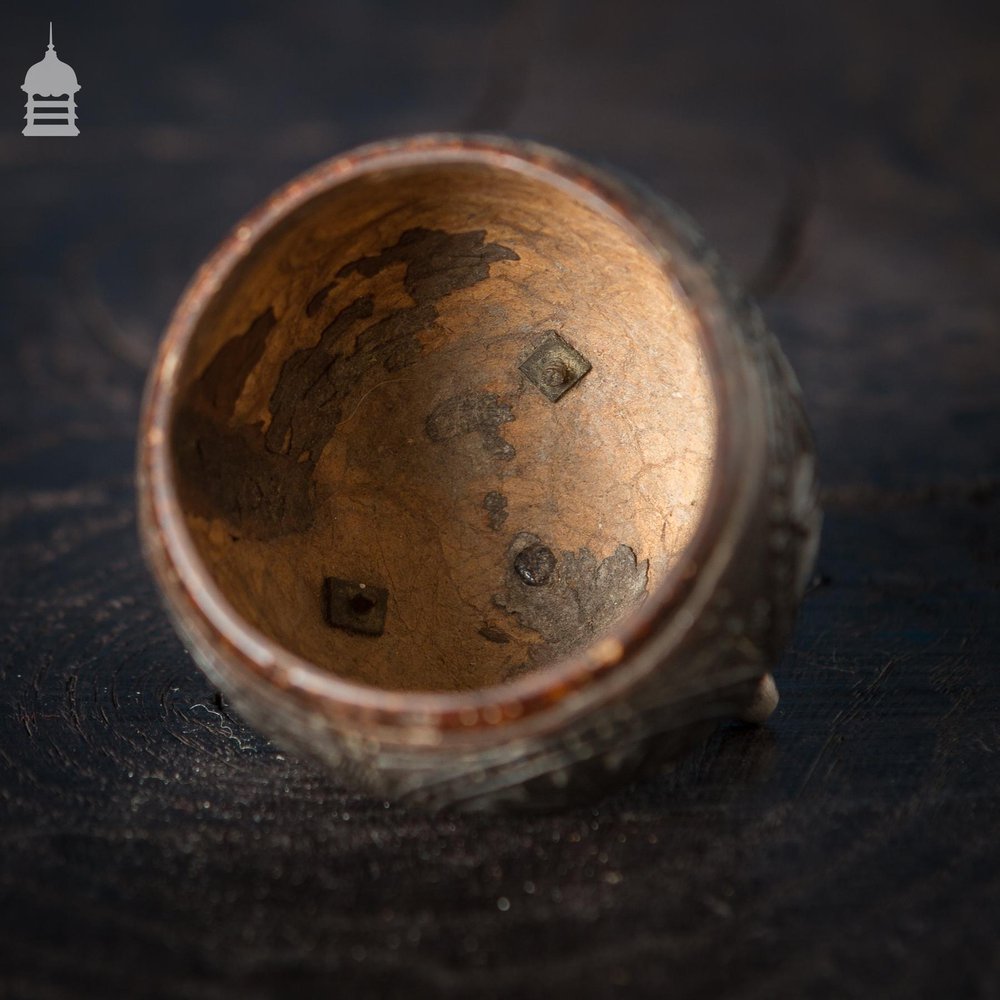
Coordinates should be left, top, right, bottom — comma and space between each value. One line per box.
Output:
138, 134, 820, 810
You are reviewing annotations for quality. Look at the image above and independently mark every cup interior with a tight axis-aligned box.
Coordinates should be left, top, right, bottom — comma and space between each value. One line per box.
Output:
168, 154, 717, 692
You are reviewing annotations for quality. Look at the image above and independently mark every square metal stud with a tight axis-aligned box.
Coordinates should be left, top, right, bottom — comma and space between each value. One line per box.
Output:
323, 577, 388, 636
519, 332, 592, 402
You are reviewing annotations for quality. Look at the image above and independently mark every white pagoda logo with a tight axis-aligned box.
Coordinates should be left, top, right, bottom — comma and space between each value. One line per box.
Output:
22, 23, 80, 137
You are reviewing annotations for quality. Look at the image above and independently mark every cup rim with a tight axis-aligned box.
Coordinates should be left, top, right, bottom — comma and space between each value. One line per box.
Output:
138, 132, 765, 739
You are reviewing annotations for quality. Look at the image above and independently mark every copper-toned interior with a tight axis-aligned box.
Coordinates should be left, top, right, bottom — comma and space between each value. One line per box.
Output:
169, 160, 717, 692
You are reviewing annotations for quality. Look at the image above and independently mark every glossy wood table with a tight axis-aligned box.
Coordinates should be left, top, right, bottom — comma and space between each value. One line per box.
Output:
2, 1, 997, 996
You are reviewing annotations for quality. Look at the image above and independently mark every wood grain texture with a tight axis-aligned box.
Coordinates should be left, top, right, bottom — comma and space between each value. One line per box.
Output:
1, 0, 998, 997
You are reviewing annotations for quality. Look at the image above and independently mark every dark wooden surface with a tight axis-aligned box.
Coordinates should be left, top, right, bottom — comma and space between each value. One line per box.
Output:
2, 1, 999, 997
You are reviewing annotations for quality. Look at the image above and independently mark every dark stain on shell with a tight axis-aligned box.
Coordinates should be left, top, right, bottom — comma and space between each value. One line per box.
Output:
494, 532, 649, 669
478, 625, 511, 644
196, 308, 276, 415
305, 282, 334, 317
483, 490, 509, 531
174, 228, 519, 537
338, 227, 519, 305
426, 393, 516, 461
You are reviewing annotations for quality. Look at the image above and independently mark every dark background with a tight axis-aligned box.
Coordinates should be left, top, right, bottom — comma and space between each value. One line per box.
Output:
2, 1, 999, 997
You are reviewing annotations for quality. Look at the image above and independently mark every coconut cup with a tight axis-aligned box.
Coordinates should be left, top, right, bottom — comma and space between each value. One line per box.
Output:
138, 134, 820, 810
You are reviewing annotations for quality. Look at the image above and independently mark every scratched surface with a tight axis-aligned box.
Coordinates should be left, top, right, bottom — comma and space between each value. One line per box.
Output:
1, 1, 999, 997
